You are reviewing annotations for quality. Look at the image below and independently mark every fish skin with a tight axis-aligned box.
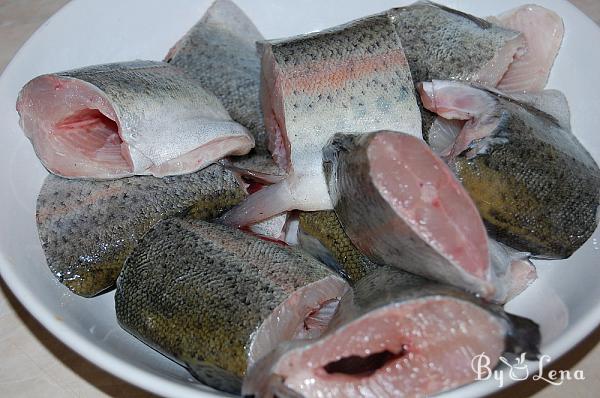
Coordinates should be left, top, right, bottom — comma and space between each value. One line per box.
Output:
298, 211, 379, 284
243, 266, 540, 398
419, 81, 600, 258
388, 1, 525, 139
221, 12, 421, 227
166, 0, 281, 175
37, 164, 245, 297
323, 131, 496, 299
115, 218, 349, 394
17, 60, 253, 179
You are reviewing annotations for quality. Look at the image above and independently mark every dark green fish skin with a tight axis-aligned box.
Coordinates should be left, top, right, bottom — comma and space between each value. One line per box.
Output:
36, 165, 244, 297
449, 88, 600, 259
298, 211, 379, 284
115, 218, 348, 394
166, 0, 280, 174
388, 1, 524, 139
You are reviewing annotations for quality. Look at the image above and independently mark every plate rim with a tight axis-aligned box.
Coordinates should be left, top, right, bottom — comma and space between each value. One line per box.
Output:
1, 0, 600, 397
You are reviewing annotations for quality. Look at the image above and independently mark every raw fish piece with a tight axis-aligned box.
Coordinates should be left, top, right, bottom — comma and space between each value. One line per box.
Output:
323, 131, 496, 299
37, 164, 244, 296
166, 0, 282, 175
389, 1, 526, 139
115, 218, 349, 394
419, 80, 600, 258
243, 266, 540, 398
17, 61, 253, 179
221, 13, 421, 227
491, 4, 564, 93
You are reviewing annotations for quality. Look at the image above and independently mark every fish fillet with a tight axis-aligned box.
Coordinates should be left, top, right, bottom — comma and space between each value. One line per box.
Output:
389, 1, 526, 139
17, 61, 253, 179
166, 0, 281, 176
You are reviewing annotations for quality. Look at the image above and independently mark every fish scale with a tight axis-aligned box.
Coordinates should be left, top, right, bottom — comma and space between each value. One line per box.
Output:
115, 218, 349, 394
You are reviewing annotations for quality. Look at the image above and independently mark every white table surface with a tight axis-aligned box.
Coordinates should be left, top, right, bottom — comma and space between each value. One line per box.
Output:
1, 0, 599, 397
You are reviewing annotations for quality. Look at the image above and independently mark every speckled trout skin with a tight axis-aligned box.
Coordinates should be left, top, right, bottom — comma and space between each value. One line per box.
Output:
298, 211, 379, 284
166, 0, 280, 175
244, 266, 540, 398
420, 81, 600, 259
389, 2, 524, 139
115, 218, 348, 394
37, 165, 244, 297
221, 12, 421, 227
18, 61, 253, 178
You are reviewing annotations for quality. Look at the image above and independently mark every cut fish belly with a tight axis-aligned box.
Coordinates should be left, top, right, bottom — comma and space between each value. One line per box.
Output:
17, 60, 253, 179
491, 4, 564, 93
220, 12, 421, 227
323, 131, 496, 298
115, 218, 349, 394
243, 267, 540, 398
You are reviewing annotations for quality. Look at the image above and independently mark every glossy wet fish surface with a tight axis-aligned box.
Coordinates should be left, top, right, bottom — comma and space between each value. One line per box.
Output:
17, 60, 253, 179
419, 81, 600, 258
244, 266, 540, 398
115, 218, 348, 394
37, 165, 245, 297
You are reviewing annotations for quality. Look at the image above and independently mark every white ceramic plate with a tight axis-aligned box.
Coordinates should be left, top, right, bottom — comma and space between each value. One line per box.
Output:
1, 0, 599, 397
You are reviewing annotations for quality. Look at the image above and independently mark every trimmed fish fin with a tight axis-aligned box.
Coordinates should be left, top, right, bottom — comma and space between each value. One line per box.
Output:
492, 5, 564, 92
219, 179, 294, 227
219, 157, 286, 185
298, 229, 350, 280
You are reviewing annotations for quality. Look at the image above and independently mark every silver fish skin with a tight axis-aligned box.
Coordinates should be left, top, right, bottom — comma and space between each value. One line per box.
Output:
115, 218, 349, 394
17, 60, 253, 179
166, 0, 281, 175
243, 266, 540, 398
37, 164, 245, 297
221, 12, 422, 227
389, 1, 525, 139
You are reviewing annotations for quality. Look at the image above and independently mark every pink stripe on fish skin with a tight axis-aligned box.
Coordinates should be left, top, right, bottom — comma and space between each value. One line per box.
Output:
281, 50, 409, 96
